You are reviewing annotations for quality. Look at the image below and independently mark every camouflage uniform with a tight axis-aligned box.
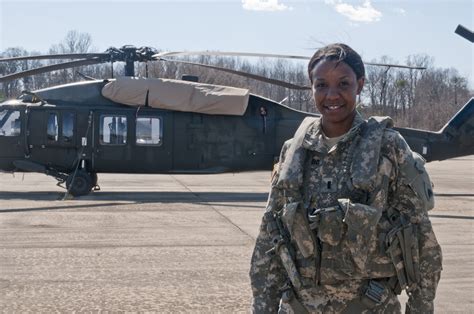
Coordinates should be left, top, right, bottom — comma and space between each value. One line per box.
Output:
250, 113, 442, 313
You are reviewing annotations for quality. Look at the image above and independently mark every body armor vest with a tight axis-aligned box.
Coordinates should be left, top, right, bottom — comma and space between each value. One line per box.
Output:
275, 115, 398, 286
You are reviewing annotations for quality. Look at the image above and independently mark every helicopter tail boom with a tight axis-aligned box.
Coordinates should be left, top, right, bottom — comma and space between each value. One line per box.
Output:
397, 98, 474, 162
438, 98, 474, 140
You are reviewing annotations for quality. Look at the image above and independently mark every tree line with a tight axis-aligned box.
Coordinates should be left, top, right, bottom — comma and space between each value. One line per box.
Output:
1, 31, 472, 131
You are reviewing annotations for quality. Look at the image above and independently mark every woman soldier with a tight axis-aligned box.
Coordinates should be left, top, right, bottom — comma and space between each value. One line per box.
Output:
249, 43, 442, 313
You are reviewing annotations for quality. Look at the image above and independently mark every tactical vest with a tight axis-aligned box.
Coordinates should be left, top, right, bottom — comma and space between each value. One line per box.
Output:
274, 115, 432, 288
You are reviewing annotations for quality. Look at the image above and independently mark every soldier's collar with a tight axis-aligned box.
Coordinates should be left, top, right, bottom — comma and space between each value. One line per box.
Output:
302, 112, 365, 151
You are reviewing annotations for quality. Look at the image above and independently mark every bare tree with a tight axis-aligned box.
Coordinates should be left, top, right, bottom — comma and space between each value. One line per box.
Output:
48, 30, 94, 83
0, 47, 29, 98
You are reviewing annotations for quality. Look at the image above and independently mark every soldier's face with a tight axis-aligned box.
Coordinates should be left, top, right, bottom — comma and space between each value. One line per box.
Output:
311, 59, 364, 132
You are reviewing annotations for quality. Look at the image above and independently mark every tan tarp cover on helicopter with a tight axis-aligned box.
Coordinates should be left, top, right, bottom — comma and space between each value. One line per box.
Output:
101, 77, 249, 115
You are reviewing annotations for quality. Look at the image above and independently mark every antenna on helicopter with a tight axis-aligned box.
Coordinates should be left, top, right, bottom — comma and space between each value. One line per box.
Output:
455, 24, 474, 43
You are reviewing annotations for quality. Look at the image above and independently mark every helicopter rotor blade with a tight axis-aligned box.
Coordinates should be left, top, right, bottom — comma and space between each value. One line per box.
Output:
154, 51, 310, 60
158, 58, 310, 90
364, 62, 426, 70
0, 53, 109, 62
0, 58, 105, 83
155, 51, 426, 70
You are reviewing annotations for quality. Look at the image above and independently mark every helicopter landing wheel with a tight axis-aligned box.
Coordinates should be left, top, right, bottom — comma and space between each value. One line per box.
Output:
66, 170, 93, 197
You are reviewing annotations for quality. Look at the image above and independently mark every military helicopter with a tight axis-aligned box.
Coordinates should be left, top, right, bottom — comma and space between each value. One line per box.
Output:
0, 29, 472, 197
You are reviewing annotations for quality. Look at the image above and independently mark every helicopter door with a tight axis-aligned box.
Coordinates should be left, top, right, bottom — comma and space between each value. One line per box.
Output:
25, 109, 78, 170
92, 113, 133, 172
131, 113, 172, 172
0, 107, 24, 161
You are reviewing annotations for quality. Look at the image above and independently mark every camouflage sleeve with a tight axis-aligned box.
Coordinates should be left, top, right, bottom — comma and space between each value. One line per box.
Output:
249, 142, 290, 313
389, 133, 443, 314
249, 198, 286, 313
405, 211, 442, 314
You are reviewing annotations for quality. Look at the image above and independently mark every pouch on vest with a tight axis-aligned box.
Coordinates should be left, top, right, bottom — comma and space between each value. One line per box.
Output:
311, 207, 344, 247
385, 216, 421, 292
399, 152, 435, 211
340, 198, 383, 270
280, 202, 317, 259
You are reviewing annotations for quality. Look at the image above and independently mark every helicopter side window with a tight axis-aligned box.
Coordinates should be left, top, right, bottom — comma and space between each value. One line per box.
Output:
0, 109, 21, 137
47, 113, 59, 142
62, 112, 75, 143
136, 117, 162, 145
100, 115, 127, 145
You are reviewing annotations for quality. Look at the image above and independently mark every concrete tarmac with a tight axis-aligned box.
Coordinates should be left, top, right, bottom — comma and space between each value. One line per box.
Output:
0, 156, 472, 312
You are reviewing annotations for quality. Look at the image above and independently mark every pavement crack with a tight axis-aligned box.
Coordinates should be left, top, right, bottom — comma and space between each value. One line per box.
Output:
170, 175, 256, 241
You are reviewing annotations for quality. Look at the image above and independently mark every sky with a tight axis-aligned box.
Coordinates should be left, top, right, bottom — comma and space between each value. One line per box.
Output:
0, 0, 473, 87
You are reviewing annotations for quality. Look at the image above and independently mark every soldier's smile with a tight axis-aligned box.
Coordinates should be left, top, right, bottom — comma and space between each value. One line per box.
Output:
310, 59, 364, 137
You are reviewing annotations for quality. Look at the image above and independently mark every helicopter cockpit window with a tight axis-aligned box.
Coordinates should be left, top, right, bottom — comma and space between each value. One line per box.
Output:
0, 109, 21, 137
47, 113, 59, 142
136, 117, 162, 145
100, 115, 127, 145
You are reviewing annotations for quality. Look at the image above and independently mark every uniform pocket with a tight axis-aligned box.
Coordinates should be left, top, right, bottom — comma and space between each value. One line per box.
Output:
317, 209, 344, 246
281, 202, 317, 259
339, 198, 383, 270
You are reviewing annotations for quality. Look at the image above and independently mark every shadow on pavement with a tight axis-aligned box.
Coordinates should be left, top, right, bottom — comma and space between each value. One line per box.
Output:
0, 202, 125, 213
0, 191, 268, 212
434, 193, 474, 197
429, 214, 474, 220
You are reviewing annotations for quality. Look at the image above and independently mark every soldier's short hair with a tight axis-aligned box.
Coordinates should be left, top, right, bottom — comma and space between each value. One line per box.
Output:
308, 43, 365, 82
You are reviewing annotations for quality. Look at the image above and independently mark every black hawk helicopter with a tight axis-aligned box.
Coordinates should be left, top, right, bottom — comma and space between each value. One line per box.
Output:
0, 28, 473, 197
